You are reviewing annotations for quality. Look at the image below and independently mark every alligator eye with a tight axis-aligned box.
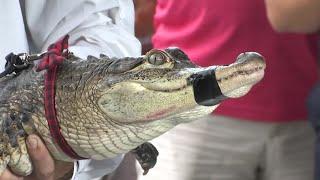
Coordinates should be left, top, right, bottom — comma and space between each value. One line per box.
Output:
148, 53, 166, 65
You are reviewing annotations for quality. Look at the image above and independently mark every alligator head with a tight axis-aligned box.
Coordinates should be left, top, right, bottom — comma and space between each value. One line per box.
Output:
96, 48, 265, 125
87, 48, 265, 173
53, 47, 267, 160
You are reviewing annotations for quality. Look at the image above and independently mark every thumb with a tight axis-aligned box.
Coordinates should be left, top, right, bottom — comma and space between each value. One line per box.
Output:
26, 135, 55, 180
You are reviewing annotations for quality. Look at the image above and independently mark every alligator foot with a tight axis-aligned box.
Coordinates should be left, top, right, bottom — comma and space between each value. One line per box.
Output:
0, 109, 33, 176
131, 142, 159, 175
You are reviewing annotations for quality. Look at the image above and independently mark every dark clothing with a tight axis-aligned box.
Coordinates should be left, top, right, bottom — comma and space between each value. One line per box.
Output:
307, 82, 320, 180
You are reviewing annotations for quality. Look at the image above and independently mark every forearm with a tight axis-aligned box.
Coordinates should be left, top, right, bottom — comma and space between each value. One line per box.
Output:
265, 0, 320, 33
24, 0, 141, 58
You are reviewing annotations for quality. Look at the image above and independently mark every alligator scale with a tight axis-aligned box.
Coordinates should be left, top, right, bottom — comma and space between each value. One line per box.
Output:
0, 47, 265, 176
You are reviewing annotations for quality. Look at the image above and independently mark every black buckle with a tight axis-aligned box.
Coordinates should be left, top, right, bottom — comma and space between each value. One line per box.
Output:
189, 68, 227, 106
0, 52, 47, 78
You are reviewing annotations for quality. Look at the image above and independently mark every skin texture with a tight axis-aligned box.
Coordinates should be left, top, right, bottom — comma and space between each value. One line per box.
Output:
0, 48, 265, 176
265, 0, 320, 33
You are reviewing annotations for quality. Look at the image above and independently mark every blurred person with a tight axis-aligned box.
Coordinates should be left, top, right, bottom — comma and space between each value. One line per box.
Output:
136, 0, 318, 180
308, 84, 320, 180
265, 0, 320, 33
134, 0, 156, 54
0, 0, 140, 179
265, 1, 320, 179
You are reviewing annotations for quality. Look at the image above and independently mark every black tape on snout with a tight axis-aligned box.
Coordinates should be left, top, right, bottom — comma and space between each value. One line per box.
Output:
189, 69, 227, 106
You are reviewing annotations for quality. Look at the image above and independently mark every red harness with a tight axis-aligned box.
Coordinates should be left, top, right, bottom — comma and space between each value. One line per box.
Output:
36, 35, 86, 160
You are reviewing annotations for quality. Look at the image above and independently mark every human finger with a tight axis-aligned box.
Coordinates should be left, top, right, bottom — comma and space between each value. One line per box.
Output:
26, 135, 55, 180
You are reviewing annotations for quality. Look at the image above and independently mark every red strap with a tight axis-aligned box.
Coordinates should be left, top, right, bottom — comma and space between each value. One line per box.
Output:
36, 35, 86, 160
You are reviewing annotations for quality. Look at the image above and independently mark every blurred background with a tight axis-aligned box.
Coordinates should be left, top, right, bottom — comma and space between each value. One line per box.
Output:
133, 0, 156, 54
106, 0, 320, 180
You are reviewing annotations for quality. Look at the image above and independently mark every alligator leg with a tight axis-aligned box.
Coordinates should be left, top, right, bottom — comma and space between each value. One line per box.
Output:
0, 109, 33, 176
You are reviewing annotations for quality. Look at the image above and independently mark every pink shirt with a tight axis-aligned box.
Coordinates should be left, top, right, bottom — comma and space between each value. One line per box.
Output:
152, 0, 318, 122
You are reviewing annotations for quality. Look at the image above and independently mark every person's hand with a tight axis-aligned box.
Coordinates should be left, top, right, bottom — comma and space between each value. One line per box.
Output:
0, 134, 74, 180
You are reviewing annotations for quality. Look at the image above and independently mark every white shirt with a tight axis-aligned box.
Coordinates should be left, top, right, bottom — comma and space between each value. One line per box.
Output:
0, 0, 141, 179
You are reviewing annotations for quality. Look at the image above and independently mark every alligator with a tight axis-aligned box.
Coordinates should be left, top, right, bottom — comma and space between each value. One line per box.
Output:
0, 47, 265, 176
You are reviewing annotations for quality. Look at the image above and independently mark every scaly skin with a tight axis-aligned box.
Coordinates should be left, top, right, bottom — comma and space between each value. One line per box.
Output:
0, 48, 265, 176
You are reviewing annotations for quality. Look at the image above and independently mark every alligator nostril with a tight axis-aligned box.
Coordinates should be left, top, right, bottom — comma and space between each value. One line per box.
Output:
236, 53, 246, 61
236, 52, 265, 65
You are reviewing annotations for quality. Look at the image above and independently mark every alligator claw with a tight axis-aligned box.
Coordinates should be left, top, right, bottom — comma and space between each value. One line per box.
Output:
0, 109, 33, 176
131, 142, 159, 175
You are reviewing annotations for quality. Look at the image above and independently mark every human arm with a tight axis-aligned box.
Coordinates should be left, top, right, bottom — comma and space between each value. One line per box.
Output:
24, 0, 141, 58
265, 0, 320, 33
134, 0, 156, 54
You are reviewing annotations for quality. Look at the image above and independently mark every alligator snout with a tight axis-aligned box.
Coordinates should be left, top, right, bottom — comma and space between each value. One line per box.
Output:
189, 52, 266, 106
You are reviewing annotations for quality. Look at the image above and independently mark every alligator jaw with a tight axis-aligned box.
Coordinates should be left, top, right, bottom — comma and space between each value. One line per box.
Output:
188, 52, 266, 106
